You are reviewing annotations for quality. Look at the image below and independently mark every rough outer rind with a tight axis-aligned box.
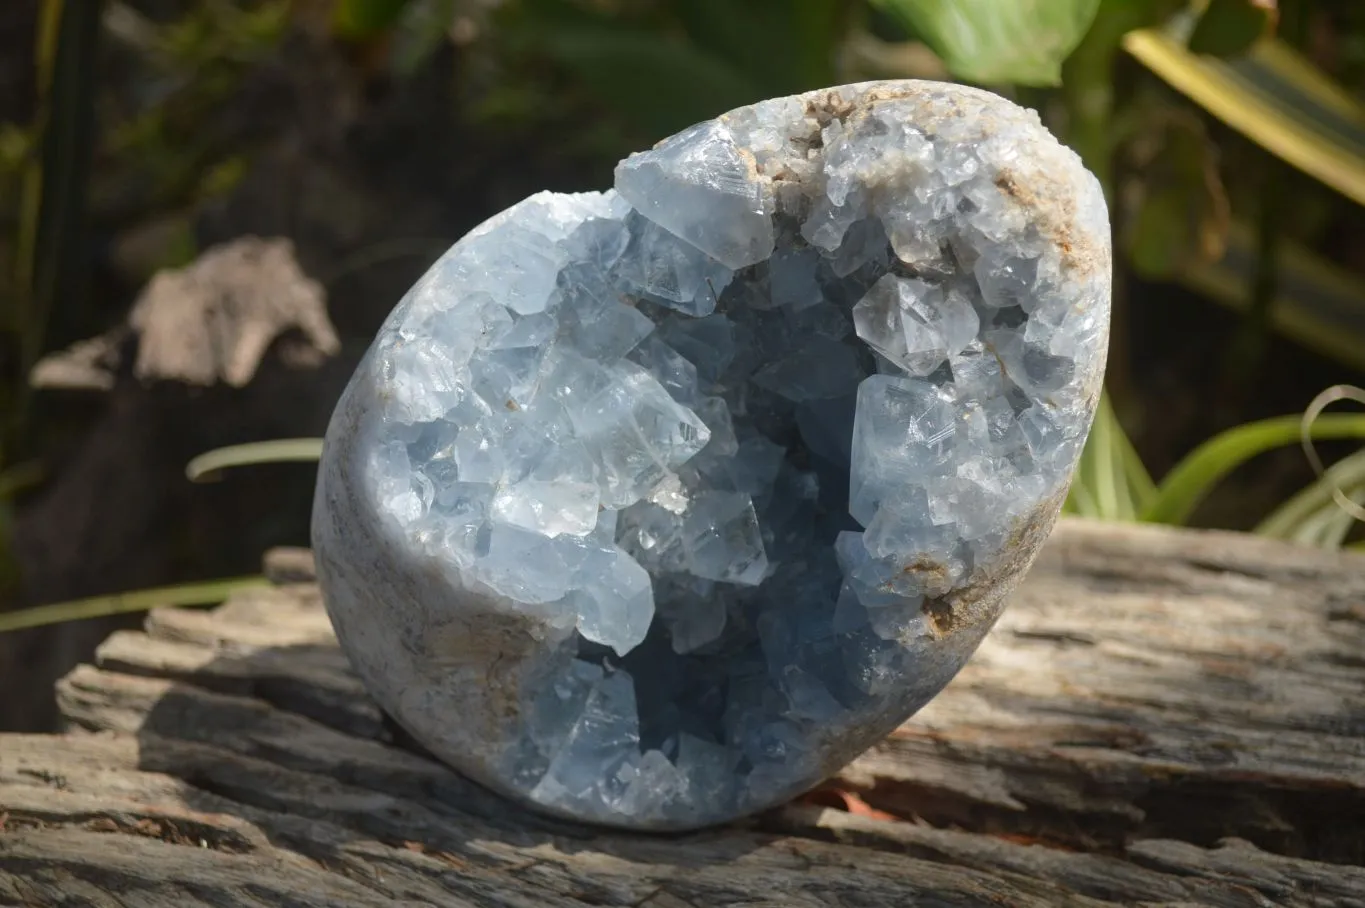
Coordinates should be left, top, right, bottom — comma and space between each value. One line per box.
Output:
313, 79, 1111, 830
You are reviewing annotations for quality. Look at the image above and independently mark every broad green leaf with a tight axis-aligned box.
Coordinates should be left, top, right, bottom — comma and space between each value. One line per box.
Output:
186, 438, 324, 483
1141, 413, 1365, 525
0, 575, 268, 634
1187, 0, 1277, 58
870, 0, 1101, 86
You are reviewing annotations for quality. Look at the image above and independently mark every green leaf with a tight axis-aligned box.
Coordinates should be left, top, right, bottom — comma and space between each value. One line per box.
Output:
870, 0, 1101, 86
1065, 391, 1154, 521
334, 0, 415, 38
0, 575, 268, 634
1122, 31, 1365, 208
671, 0, 842, 95
1187, 0, 1277, 58
536, 24, 763, 139
1141, 413, 1365, 525
1256, 450, 1365, 543
185, 439, 324, 483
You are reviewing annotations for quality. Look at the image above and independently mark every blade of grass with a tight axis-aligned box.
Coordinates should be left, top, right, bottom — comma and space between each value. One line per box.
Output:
1065, 416, 1101, 517
1092, 394, 1126, 519
186, 438, 324, 482
1141, 413, 1365, 525
1071, 392, 1145, 521
1114, 404, 1157, 511
1286, 496, 1356, 548
1296, 384, 1365, 525
1256, 447, 1365, 539
0, 575, 269, 634
1309, 500, 1359, 548
1064, 475, 1102, 518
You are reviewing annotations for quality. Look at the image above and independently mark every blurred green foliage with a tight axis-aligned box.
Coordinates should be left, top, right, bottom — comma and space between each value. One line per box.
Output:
872, 0, 1101, 85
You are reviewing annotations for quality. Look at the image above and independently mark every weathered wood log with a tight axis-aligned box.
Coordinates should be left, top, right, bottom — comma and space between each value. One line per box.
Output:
2, 519, 1363, 907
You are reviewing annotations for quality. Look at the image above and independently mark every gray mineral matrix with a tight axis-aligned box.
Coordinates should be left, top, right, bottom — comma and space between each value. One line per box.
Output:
312, 80, 1111, 831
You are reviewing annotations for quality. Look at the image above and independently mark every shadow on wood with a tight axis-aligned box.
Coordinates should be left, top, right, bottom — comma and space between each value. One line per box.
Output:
2, 519, 1364, 906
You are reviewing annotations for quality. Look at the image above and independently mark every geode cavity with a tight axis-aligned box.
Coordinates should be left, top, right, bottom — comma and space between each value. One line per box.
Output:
312, 80, 1111, 830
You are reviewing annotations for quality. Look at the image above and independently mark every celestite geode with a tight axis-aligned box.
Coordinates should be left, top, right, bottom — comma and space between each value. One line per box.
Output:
312, 80, 1111, 831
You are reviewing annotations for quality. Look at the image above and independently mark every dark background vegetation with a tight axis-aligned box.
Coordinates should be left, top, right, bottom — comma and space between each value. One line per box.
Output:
2, 0, 1364, 729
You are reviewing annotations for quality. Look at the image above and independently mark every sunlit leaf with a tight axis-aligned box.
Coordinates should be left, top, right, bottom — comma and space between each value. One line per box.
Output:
186, 438, 324, 483
1141, 413, 1365, 525
870, 0, 1101, 86
1123, 30, 1365, 207
1187, 0, 1277, 58
0, 575, 268, 634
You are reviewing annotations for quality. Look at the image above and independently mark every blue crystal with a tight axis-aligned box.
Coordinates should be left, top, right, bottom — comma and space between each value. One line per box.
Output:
314, 81, 1111, 831
615, 121, 776, 269
612, 212, 734, 317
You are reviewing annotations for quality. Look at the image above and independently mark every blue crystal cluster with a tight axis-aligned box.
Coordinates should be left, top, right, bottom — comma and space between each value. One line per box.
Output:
314, 81, 1111, 830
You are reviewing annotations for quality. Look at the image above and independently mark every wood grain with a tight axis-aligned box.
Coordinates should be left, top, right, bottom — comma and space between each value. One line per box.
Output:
2, 519, 1364, 907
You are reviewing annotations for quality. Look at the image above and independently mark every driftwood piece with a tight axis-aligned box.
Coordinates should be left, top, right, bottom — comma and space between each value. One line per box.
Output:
2, 519, 1363, 907
30, 236, 341, 393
